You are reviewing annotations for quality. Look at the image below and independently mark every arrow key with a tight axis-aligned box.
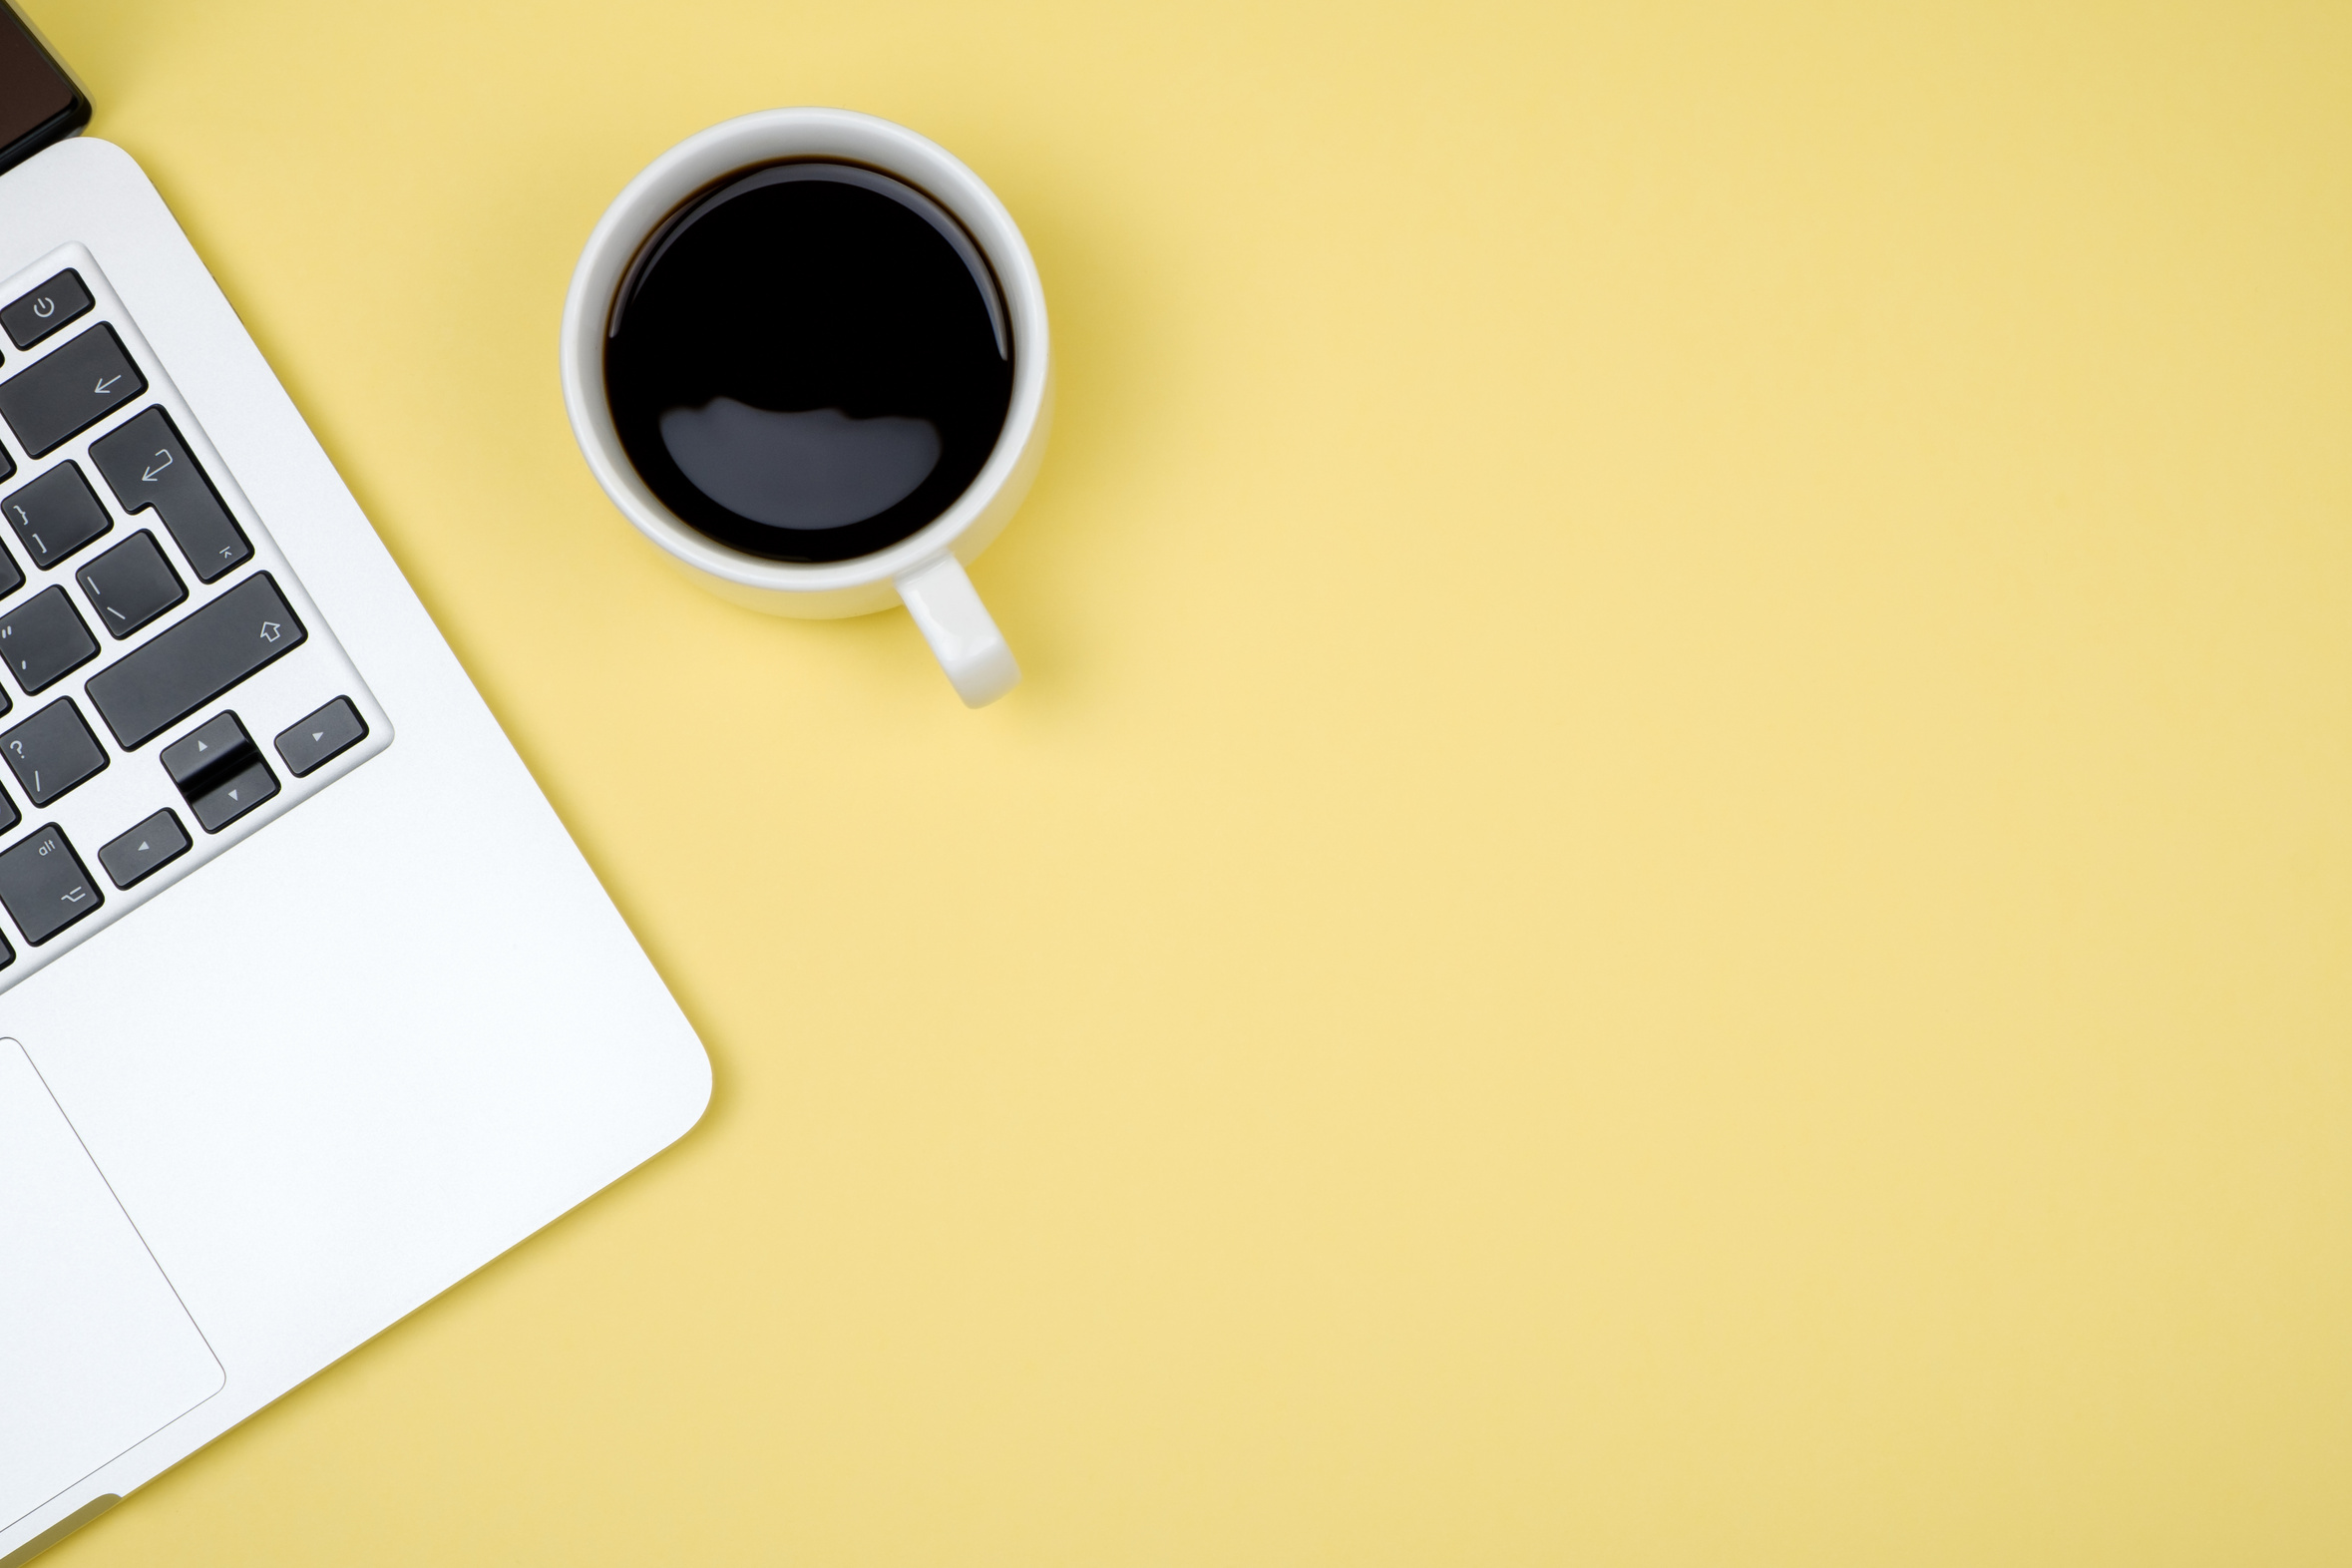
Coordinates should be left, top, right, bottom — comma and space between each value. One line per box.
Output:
186, 756, 277, 833
98, 809, 190, 890
160, 710, 279, 832
273, 696, 367, 777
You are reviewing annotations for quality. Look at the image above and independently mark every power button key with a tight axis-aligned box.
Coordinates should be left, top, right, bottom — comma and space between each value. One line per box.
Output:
0, 270, 94, 352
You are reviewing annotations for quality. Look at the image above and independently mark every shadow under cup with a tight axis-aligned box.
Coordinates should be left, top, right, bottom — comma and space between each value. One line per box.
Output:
602, 161, 1015, 567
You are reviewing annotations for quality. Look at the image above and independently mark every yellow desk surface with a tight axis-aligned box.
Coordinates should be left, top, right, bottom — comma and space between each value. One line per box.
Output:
26, 2, 2352, 1563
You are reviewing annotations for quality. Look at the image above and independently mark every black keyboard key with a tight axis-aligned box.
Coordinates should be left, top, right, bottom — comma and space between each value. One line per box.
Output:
188, 755, 276, 833
274, 696, 367, 777
163, 712, 277, 833
0, 442, 11, 485
77, 530, 184, 638
86, 575, 304, 749
0, 586, 96, 694
89, 408, 250, 583
1, 270, 94, 351
99, 809, 190, 890
0, 699, 105, 807
160, 711, 250, 789
2, 461, 111, 569
0, 782, 18, 837
0, 540, 21, 604
0, 823, 101, 945
0, 324, 145, 458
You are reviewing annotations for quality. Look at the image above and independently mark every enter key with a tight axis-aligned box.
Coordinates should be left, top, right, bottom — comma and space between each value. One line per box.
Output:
90, 406, 253, 583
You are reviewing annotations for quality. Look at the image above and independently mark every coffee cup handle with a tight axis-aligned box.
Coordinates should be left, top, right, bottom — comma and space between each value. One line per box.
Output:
896, 555, 1021, 707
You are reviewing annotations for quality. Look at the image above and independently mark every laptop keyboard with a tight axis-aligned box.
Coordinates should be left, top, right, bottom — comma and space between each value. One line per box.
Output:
0, 246, 388, 989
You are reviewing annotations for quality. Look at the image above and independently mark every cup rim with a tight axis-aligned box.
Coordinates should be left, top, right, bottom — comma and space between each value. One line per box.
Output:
560, 108, 1051, 594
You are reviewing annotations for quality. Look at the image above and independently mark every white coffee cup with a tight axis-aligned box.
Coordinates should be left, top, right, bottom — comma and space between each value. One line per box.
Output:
560, 109, 1051, 707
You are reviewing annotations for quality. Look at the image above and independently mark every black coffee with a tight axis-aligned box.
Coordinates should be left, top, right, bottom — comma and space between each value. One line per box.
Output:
604, 162, 1013, 565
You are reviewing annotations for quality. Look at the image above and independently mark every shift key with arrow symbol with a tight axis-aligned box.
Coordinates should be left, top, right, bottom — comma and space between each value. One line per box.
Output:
85, 574, 307, 750
0, 323, 147, 457
91, 406, 253, 583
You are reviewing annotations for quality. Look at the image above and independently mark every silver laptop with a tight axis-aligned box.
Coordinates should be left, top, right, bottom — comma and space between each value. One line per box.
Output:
0, 16, 710, 1563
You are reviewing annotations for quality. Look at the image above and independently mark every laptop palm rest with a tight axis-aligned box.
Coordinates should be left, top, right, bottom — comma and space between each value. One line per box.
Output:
0, 1039, 221, 1533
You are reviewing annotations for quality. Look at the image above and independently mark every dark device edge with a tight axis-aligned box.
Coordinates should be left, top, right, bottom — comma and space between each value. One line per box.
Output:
0, 1, 91, 182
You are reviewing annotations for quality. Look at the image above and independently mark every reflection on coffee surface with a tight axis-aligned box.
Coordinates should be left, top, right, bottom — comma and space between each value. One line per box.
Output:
605, 162, 1013, 564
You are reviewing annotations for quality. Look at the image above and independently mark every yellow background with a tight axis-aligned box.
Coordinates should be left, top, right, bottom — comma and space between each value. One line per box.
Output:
25, 1, 2352, 1562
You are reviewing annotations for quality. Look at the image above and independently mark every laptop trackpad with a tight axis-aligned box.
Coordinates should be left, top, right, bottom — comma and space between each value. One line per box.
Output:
0, 1039, 222, 1532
